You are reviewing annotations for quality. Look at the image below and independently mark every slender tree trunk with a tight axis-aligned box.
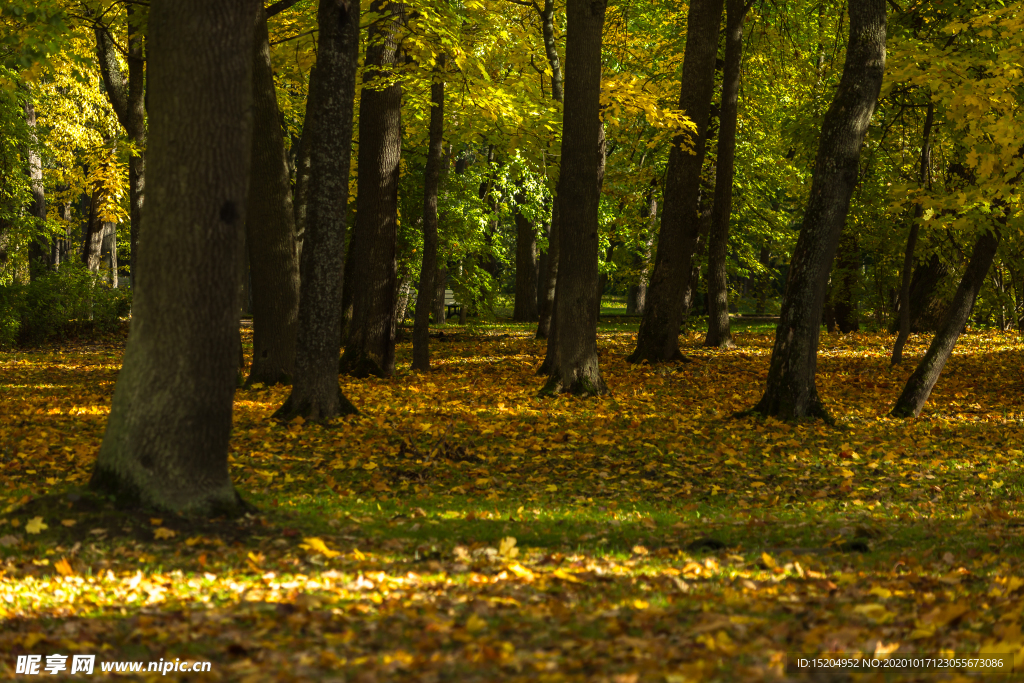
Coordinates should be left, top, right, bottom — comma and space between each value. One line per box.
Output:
101, 222, 118, 287
512, 199, 539, 321
751, 0, 886, 420
82, 183, 106, 271
413, 56, 445, 371
891, 98, 934, 364
704, 0, 747, 349
628, 0, 723, 364
541, 0, 608, 396
292, 66, 316, 262
394, 274, 413, 322
339, 0, 404, 378
627, 187, 657, 315
245, 7, 301, 387
22, 96, 49, 280
274, 0, 361, 421
535, 0, 564, 339
433, 266, 447, 324
831, 231, 860, 332
892, 228, 1000, 417
90, 0, 260, 515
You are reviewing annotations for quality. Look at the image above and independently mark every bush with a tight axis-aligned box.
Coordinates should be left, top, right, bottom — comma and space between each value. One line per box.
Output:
0, 263, 131, 348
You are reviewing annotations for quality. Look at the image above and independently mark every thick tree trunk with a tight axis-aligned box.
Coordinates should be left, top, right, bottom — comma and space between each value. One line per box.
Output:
432, 266, 447, 324
891, 228, 1000, 417
891, 99, 934, 364
90, 0, 260, 516
752, 0, 886, 420
413, 57, 445, 371
339, 0, 403, 379
704, 0, 747, 349
245, 8, 301, 387
540, 0, 608, 396
628, 0, 723, 364
96, 11, 145, 287
512, 200, 539, 321
274, 0, 360, 421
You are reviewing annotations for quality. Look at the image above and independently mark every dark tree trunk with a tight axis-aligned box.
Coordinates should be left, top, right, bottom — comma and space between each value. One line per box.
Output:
245, 7, 301, 387
292, 66, 316, 261
537, 237, 548, 311
627, 187, 657, 315
101, 222, 118, 287
535, 0, 564, 339
274, 0, 360, 421
413, 56, 445, 371
22, 96, 49, 280
536, 199, 560, 338
628, 0, 723, 364
891, 228, 1000, 417
891, 98, 934, 364
339, 1, 403, 379
90, 0, 259, 515
512, 199, 539, 321
433, 266, 447, 324
540, 0, 608, 396
830, 231, 860, 333
96, 10, 145, 286
752, 0, 886, 420
681, 188, 713, 325
704, 0, 747, 349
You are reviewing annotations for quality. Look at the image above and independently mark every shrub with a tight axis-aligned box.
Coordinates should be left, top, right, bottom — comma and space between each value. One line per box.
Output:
0, 263, 131, 348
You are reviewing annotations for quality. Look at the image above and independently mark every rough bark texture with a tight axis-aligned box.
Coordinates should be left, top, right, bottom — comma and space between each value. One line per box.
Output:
245, 8, 301, 387
891, 228, 1000, 417
627, 187, 657, 315
292, 66, 316, 262
752, 0, 886, 420
540, 0, 608, 397
704, 0, 747, 349
90, 0, 260, 516
433, 266, 447, 324
512, 199, 539, 322
891, 99, 934, 365
82, 183, 106, 272
339, 0, 403, 378
96, 12, 145, 285
274, 0, 361, 421
628, 0, 723, 364
413, 58, 445, 371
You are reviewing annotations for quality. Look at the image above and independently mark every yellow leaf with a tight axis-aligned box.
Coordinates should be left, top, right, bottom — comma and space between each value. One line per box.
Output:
60, 519, 76, 527
150, 518, 163, 526
25, 516, 47, 534
761, 552, 777, 570
300, 537, 340, 558
552, 568, 584, 584
506, 562, 535, 581
869, 586, 892, 599
475, 477, 491, 487
466, 613, 487, 632
153, 527, 177, 540
499, 536, 519, 559
546, 484, 558, 492
54, 557, 74, 576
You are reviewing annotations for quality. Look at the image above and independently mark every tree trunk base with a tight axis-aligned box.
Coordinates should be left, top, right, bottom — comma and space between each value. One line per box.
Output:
747, 392, 833, 424
90, 464, 251, 517
626, 345, 690, 364
704, 336, 735, 350
244, 368, 293, 388
539, 371, 607, 397
338, 348, 387, 379
272, 387, 358, 422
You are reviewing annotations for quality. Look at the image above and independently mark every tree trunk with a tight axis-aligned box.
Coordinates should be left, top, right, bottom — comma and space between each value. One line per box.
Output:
101, 222, 118, 287
830, 231, 860, 333
96, 10, 145, 287
891, 228, 1000, 417
512, 198, 539, 321
90, 0, 260, 516
22, 96, 49, 280
751, 0, 886, 420
413, 56, 445, 371
274, 0, 360, 421
704, 0, 747, 349
540, 0, 608, 396
245, 7, 301, 387
891, 98, 934, 364
339, 0, 403, 379
292, 66, 316, 262
82, 183, 106, 271
433, 266, 447, 324
628, 0, 723, 364
394, 274, 413, 323
627, 187, 657, 315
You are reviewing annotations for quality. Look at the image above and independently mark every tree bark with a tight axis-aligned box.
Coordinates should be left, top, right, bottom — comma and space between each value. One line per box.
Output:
22, 96, 49, 280
90, 0, 260, 516
540, 0, 608, 396
751, 0, 886, 420
512, 198, 539, 321
339, 0, 404, 379
627, 186, 657, 315
96, 10, 145, 287
628, 0, 723, 364
82, 182, 106, 271
891, 98, 934, 365
413, 56, 445, 371
891, 228, 1000, 417
245, 7, 301, 387
292, 66, 316, 262
433, 265, 448, 324
273, 0, 361, 421
704, 0, 748, 349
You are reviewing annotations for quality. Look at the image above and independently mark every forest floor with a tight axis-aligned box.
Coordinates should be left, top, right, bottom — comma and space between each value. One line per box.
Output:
1, 322, 1023, 681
